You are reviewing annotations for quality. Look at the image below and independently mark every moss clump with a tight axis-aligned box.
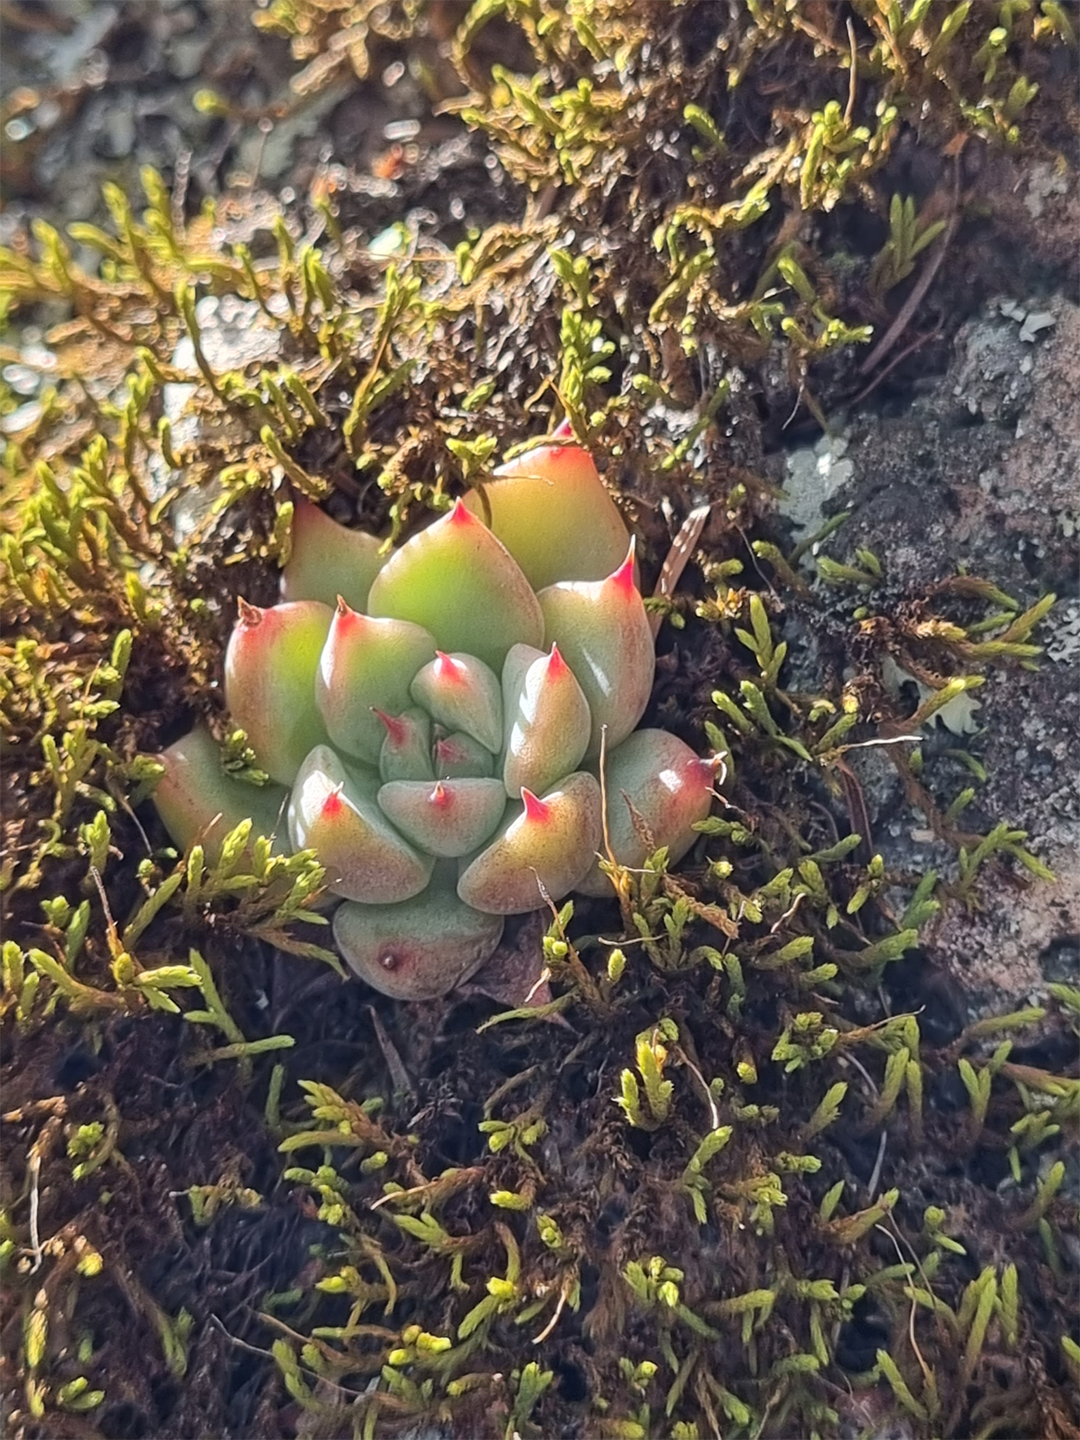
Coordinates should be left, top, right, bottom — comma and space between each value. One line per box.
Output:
2, 2, 1076, 1436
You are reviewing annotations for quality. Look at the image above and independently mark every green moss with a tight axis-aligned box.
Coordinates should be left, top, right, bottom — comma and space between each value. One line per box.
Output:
1, 0, 1075, 1434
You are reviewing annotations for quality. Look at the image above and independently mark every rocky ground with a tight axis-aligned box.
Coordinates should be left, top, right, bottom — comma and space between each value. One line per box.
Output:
783, 279, 1080, 1015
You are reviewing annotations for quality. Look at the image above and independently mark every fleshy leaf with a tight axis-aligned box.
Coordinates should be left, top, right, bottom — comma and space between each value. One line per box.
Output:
152, 723, 288, 862
537, 541, 654, 757
411, 651, 502, 753
288, 745, 432, 903
501, 642, 590, 798
280, 499, 387, 612
366, 498, 543, 671
378, 778, 507, 858
457, 771, 602, 914
578, 728, 717, 896
376, 707, 435, 783
463, 444, 630, 590
315, 600, 437, 765
225, 599, 332, 786
435, 732, 495, 779
334, 865, 503, 1000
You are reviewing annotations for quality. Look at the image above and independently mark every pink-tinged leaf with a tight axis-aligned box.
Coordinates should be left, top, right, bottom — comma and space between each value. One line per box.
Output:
578, 728, 718, 895
537, 539, 654, 757
375, 707, 435, 783
315, 601, 437, 765
224, 599, 332, 786
463, 444, 630, 590
288, 744, 432, 903
501, 641, 590, 798
366, 499, 543, 671
152, 723, 288, 862
457, 771, 602, 914
333, 865, 503, 1000
280, 499, 387, 612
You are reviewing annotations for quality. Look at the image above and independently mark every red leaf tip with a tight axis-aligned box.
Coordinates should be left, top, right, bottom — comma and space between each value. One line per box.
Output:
321, 784, 345, 819
434, 651, 466, 684
547, 641, 569, 679
551, 417, 574, 440
372, 708, 407, 746
521, 788, 551, 824
608, 536, 637, 597
430, 781, 451, 810
447, 497, 474, 526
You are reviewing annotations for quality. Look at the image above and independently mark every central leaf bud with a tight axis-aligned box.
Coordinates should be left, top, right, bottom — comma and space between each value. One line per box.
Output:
410, 651, 503, 753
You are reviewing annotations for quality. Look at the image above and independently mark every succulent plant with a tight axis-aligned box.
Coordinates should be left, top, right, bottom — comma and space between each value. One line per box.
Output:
154, 444, 717, 999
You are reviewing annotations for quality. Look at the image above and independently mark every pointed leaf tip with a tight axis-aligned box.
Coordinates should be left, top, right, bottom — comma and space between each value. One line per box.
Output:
321, 785, 345, 819
577, 730, 714, 896
502, 642, 590, 797
521, 788, 551, 824
434, 651, 466, 683
378, 777, 505, 857
458, 772, 602, 914
551, 417, 574, 439
334, 596, 365, 626
413, 652, 503, 752
372, 708, 406, 745
290, 746, 432, 902
538, 544, 653, 757
368, 499, 542, 668
547, 641, 569, 678
609, 537, 637, 596
226, 600, 332, 784
316, 612, 436, 765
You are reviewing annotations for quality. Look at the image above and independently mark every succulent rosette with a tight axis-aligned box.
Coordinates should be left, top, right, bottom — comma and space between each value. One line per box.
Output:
153, 444, 717, 999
